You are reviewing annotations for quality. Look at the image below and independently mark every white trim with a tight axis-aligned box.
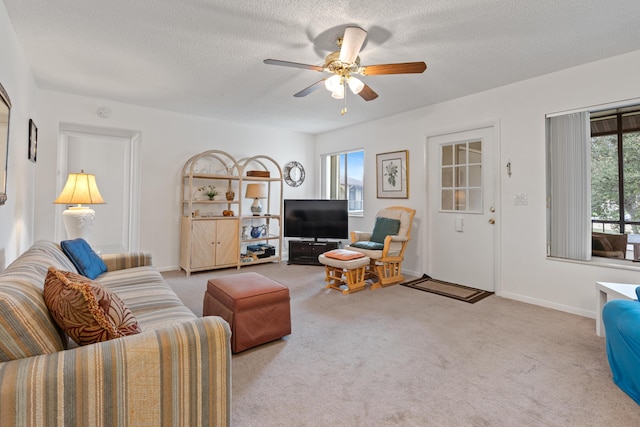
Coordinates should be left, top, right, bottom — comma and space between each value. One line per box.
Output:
545, 97, 640, 118
500, 291, 595, 319
425, 119, 500, 140
128, 132, 141, 251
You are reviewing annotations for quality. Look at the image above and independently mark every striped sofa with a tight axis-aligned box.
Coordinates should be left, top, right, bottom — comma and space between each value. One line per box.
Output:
0, 240, 231, 426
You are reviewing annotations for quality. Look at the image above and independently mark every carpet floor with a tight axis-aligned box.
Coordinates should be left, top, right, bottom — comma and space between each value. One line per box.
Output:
163, 263, 640, 426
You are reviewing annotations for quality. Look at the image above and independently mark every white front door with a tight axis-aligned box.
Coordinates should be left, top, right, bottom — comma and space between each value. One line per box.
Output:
427, 125, 498, 292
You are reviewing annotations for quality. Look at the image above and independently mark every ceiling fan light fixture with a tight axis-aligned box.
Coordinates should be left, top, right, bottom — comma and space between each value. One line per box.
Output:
331, 85, 345, 99
347, 76, 364, 94
325, 74, 342, 92
264, 25, 424, 109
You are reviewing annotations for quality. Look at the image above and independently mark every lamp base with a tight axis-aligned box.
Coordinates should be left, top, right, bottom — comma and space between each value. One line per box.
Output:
62, 206, 96, 240
250, 198, 263, 216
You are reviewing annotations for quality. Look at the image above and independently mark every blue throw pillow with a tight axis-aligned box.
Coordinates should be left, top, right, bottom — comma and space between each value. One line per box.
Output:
60, 238, 107, 280
370, 217, 401, 244
351, 241, 385, 250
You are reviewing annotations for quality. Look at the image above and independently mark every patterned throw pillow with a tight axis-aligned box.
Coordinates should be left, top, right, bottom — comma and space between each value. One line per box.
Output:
43, 266, 142, 345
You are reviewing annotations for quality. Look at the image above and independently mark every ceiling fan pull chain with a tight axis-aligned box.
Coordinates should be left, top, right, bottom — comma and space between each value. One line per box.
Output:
341, 79, 348, 116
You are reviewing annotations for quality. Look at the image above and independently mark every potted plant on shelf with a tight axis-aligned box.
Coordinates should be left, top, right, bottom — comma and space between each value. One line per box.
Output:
198, 185, 218, 200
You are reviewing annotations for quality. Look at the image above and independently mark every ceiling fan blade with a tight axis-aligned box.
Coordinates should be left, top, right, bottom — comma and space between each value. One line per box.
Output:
361, 62, 427, 76
264, 59, 324, 72
294, 79, 327, 97
358, 84, 378, 101
339, 26, 368, 63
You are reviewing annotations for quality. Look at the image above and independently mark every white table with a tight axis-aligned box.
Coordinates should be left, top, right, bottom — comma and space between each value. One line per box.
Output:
595, 281, 638, 337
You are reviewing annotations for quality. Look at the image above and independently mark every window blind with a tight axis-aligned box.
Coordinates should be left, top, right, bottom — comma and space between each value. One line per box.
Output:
546, 112, 591, 260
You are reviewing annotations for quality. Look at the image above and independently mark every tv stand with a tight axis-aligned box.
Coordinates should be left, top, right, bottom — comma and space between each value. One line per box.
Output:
288, 240, 339, 266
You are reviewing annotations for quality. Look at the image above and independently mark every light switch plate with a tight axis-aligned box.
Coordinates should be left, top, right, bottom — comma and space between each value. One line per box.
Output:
513, 193, 528, 206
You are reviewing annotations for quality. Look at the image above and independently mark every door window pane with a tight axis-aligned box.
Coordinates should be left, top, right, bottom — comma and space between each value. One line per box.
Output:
440, 141, 482, 213
442, 167, 453, 187
442, 145, 453, 165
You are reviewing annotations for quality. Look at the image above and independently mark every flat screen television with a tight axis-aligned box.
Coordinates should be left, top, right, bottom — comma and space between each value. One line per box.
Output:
284, 199, 348, 240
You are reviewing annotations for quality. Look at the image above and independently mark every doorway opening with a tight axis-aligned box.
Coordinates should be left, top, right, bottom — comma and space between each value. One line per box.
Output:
55, 124, 141, 253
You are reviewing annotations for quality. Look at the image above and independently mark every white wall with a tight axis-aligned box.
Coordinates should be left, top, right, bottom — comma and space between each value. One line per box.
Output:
0, 1, 38, 270
35, 90, 315, 269
317, 49, 640, 319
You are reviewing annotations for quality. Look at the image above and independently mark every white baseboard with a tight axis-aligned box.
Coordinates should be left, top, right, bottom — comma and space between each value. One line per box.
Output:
498, 291, 596, 319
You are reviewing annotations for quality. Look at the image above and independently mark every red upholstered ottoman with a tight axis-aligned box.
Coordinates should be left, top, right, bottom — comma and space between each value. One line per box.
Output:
203, 272, 291, 353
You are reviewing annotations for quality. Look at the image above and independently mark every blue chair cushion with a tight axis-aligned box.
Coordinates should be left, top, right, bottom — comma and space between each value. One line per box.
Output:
603, 292, 640, 405
370, 217, 401, 244
350, 241, 385, 251
60, 238, 107, 280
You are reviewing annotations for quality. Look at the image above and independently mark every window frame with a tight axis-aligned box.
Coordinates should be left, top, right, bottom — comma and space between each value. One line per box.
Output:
320, 149, 365, 217
545, 100, 640, 264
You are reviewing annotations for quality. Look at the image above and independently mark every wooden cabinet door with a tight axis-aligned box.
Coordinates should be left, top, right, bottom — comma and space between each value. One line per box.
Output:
215, 219, 238, 266
191, 220, 217, 268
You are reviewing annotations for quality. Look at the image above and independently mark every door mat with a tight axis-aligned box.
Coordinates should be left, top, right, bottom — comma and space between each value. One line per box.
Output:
401, 274, 493, 304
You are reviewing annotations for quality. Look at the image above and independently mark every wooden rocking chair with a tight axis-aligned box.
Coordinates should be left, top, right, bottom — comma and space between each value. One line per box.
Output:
345, 206, 416, 289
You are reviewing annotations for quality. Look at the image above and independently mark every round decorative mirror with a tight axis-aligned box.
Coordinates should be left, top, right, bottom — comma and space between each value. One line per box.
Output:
283, 161, 305, 187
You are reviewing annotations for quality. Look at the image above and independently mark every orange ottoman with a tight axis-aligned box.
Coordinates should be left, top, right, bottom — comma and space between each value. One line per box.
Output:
203, 272, 291, 353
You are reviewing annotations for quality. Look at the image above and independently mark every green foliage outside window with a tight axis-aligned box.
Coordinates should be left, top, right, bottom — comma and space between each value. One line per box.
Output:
592, 131, 640, 234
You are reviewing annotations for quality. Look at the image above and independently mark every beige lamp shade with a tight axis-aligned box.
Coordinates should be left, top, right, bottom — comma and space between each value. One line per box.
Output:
245, 183, 267, 199
54, 171, 106, 206
54, 171, 106, 241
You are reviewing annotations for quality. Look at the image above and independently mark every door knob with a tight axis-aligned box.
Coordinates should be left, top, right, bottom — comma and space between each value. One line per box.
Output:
488, 218, 495, 224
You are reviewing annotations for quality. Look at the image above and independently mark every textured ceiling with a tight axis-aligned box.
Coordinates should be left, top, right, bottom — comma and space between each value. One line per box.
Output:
4, 0, 640, 134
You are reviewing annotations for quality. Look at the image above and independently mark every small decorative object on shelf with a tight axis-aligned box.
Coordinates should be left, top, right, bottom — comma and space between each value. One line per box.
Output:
198, 184, 218, 200
250, 225, 266, 238
225, 189, 235, 201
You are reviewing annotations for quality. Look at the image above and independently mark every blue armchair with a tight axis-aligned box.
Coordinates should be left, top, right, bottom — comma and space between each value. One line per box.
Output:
602, 287, 640, 404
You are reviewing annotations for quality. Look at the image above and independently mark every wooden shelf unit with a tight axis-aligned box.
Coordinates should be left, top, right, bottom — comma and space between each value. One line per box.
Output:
179, 150, 283, 276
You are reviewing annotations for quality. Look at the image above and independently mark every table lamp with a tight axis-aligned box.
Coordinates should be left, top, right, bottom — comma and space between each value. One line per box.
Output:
54, 170, 106, 240
245, 183, 267, 215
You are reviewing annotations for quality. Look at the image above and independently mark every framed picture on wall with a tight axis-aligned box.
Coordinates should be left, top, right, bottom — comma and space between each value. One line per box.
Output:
376, 150, 409, 198
28, 119, 37, 163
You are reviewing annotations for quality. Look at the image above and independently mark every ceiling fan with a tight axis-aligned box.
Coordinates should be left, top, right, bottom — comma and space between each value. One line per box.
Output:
264, 26, 427, 114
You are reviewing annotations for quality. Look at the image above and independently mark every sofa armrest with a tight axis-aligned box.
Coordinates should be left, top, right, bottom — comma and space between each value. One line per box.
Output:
0, 316, 231, 426
101, 251, 153, 271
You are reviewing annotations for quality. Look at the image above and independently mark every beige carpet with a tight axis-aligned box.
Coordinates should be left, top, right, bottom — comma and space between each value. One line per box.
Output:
163, 263, 640, 426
